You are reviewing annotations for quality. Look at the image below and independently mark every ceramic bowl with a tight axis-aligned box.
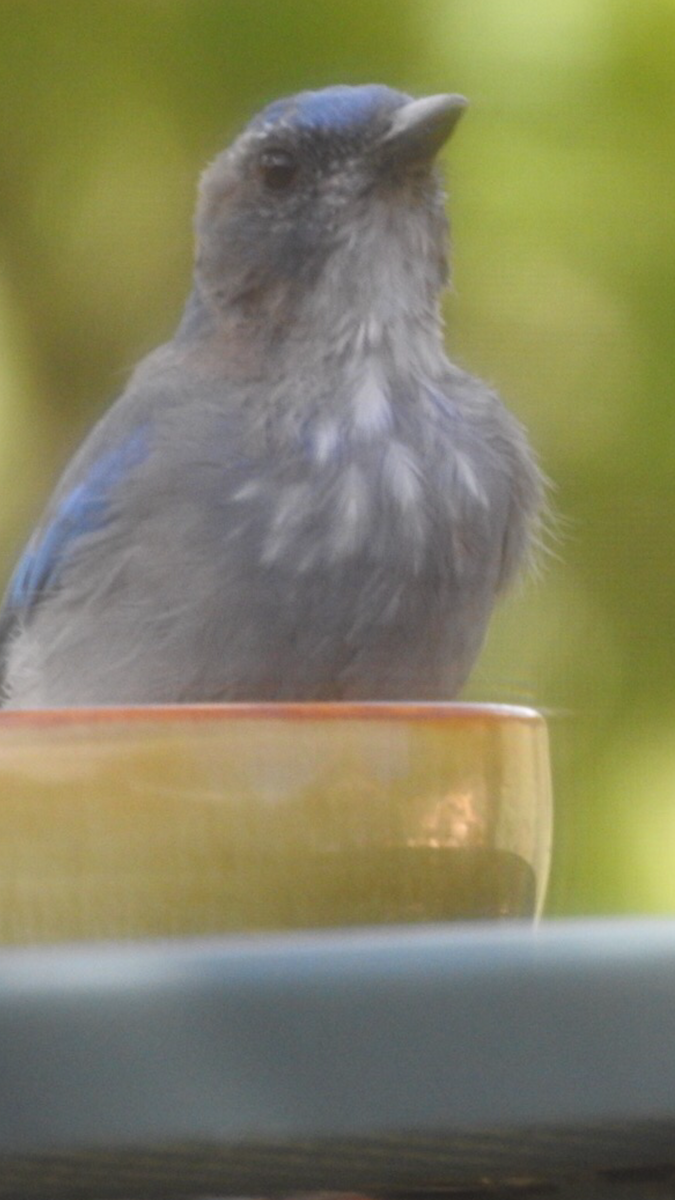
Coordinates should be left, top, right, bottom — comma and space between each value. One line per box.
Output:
0, 703, 552, 944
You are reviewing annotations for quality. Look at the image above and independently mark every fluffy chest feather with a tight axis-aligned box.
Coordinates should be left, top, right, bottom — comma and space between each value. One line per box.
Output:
235, 362, 492, 576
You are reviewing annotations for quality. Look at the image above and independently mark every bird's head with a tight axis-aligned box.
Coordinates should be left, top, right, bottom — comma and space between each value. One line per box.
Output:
193, 84, 466, 358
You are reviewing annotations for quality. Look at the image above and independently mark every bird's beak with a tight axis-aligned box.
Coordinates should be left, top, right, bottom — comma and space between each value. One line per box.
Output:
381, 93, 467, 165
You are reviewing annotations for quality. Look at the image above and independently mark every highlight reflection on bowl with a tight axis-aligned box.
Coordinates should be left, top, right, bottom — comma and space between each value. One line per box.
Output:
0, 703, 552, 944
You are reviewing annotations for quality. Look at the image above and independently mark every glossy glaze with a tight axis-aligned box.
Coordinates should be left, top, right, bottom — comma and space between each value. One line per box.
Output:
0, 703, 552, 942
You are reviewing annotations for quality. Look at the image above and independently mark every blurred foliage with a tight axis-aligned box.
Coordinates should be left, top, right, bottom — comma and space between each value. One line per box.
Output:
1, 0, 674, 916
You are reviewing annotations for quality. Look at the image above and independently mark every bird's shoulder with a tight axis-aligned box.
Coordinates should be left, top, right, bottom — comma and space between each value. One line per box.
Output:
0, 343, 246, 642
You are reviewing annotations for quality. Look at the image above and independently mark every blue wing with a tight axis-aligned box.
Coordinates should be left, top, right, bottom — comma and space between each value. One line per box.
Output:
4, 425, 150, 615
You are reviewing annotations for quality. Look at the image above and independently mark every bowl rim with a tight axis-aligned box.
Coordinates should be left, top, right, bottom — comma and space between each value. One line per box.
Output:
0, 701, 544, 728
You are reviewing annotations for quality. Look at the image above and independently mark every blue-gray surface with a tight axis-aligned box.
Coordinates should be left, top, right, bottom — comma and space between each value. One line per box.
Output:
0, 919, 674, 1197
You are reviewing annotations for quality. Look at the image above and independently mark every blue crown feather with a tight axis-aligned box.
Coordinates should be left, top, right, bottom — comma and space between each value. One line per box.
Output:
253, 84, 409, 135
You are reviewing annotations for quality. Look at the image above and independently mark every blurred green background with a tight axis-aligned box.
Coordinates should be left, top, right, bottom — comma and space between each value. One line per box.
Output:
1, 0, 673, 917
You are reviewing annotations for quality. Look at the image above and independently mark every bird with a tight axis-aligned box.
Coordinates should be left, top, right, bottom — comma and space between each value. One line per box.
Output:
0, 84, 543, 708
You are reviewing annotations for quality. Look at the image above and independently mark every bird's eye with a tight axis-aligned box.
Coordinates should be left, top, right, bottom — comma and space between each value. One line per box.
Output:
258, 148, 299, 191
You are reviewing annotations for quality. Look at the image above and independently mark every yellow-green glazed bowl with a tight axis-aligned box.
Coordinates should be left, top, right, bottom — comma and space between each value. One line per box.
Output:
0, 703, 552, 945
